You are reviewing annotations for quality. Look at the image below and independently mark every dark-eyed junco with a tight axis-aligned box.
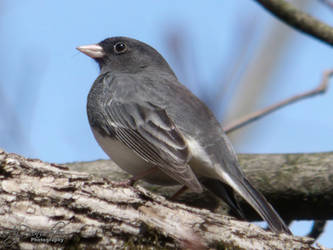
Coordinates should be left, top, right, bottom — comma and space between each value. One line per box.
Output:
77, 37, 291, 234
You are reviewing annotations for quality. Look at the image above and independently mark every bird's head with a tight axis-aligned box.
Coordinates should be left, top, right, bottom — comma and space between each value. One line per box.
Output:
77, 36, 174, 75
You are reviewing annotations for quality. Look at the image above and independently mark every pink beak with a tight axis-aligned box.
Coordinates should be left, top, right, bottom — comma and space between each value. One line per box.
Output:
76, 44, 105, 58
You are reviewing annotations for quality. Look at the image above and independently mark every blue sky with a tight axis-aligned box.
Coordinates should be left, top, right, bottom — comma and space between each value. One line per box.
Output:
1, 0, 332, 246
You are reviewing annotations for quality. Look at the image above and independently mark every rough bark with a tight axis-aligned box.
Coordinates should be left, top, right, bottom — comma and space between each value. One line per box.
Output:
0, 149, 323, 249
67, 151, 333, 222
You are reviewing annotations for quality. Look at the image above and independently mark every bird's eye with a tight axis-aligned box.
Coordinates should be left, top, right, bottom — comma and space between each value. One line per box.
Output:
114, 42, 127, 54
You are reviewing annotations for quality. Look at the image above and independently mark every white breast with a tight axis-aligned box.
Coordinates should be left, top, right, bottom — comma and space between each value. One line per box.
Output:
92, 128, 177, 185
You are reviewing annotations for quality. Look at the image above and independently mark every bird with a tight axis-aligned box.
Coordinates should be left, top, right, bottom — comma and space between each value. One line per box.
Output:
77, 36, 291, 235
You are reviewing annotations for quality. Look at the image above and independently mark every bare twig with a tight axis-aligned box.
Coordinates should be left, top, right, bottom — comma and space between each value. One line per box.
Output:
307, 220, 327, 240
224, 69, 333, 133
253, 0, 333, 47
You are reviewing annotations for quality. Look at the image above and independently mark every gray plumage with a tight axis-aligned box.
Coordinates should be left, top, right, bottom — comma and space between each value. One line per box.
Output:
78, 37, 291, 235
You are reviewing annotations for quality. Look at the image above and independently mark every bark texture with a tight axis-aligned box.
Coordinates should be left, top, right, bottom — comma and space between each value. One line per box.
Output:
0, 148, 323, 249
67, 152, 333, 222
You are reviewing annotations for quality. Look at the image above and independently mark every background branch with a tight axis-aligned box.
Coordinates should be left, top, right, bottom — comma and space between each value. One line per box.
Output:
254, 0, 333, 46
224, 69, 333, 133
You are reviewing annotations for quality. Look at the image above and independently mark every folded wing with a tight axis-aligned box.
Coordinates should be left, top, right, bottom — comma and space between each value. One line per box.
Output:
103, 100, 203, 193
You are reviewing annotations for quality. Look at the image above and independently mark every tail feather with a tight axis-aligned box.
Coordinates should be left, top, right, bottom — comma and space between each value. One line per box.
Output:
201, 178, 245, 219
226, 175, 291, 234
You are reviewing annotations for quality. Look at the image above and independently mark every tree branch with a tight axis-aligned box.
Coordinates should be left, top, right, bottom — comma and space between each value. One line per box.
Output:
254, 0, 333, 47
65, 152, 333, 223
237, 152, 333, 221
0, 149, 318, 249
224, 69, 333, 133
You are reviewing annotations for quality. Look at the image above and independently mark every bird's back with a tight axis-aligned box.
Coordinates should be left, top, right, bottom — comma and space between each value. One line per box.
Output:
106, 71, 242, 179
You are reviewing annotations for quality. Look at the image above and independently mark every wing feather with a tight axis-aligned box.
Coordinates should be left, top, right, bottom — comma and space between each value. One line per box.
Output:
103, 100, 202, 192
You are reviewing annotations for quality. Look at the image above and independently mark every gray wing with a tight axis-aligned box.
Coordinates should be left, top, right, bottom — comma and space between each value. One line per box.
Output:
103, 100, 203, 193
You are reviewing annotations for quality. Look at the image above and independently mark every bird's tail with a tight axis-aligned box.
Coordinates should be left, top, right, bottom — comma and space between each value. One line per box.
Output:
201, 178, 245, 219
226, 174, 291, 234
